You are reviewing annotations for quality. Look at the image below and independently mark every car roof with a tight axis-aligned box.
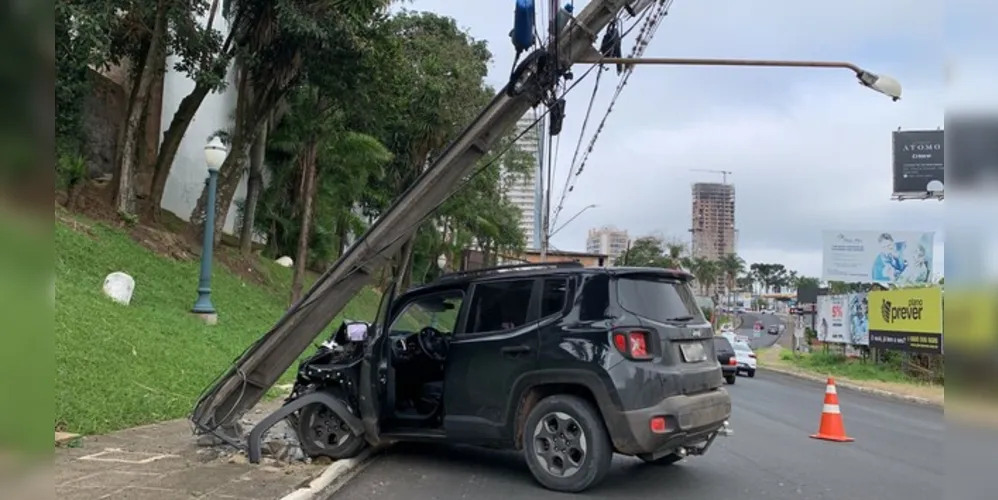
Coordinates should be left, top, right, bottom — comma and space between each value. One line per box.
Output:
409, 264, 693, 293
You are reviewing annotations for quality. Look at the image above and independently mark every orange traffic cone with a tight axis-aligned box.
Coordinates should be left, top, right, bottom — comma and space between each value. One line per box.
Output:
810, 377, 854, 442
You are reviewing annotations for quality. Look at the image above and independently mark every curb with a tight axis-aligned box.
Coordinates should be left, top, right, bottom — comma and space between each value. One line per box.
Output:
279, 448, 377, 500
758, 365, 942, 408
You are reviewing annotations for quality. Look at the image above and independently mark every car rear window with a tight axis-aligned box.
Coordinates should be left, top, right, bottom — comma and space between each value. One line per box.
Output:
615, 276, 703, 323
734, 342, 751, 352
713, 337, 733, 352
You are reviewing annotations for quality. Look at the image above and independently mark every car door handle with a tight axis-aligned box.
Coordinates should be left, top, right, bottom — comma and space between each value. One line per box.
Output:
501, 345, 532, 356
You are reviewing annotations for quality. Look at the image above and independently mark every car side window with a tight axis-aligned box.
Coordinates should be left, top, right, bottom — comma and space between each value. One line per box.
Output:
466, 279, 535, 334
540, 278, 569, 318
578, 274, 610, 321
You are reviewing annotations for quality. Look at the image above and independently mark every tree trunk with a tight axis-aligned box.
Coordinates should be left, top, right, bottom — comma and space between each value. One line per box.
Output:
114, 1, 168, 217
148, 82, 213, 220
396, 237, 416, 292
239, 119, 267, 254
334, 213, 349, 258
290, 142, 319, 305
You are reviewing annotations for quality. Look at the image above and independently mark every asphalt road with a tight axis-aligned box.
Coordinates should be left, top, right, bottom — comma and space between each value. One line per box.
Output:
328, 321, 947, 500
734, 311, 787, 350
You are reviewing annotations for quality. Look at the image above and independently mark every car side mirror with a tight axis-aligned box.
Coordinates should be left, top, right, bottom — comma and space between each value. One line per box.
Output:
346, 322, 369, 342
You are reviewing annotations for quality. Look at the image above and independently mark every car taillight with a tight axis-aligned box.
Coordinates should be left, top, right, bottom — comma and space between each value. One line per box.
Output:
749, 353, 756, 359
611, 329, 653, 360
729, 357, 737, 365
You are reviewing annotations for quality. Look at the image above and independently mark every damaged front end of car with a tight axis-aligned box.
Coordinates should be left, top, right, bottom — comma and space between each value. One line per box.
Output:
246, 320, 371, 464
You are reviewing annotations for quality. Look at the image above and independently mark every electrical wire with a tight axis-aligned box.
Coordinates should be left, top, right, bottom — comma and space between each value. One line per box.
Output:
550, 0, 674, 224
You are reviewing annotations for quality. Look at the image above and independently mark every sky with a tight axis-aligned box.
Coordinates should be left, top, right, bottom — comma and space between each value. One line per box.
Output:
408, 0, 998, 279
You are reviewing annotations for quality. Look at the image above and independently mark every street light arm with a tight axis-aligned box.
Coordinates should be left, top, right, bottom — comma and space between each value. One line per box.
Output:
549, 204, 597, 238
577, 56, 901, 101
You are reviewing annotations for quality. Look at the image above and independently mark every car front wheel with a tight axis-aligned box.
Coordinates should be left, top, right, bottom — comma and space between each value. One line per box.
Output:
522, 395, 613, 493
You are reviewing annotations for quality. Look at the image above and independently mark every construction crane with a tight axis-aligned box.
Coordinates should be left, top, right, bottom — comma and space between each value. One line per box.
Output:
190, 0, 656, 441
691, 168, 733, 183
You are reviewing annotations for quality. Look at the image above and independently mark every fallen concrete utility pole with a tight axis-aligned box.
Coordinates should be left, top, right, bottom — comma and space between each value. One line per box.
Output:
191, 0, 651, 439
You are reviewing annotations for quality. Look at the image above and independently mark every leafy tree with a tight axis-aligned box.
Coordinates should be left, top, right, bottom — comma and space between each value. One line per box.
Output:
616, 236, 669, 267
188, 0, 392, 240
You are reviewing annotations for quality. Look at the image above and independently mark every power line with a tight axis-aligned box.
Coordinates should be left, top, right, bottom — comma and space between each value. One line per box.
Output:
550, 0, 675, 226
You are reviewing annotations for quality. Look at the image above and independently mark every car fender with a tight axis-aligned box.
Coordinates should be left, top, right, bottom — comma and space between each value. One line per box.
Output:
503, 369, 626, 444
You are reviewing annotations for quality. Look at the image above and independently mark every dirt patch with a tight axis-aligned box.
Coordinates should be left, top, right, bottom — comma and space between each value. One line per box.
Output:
128, 223, 195, 261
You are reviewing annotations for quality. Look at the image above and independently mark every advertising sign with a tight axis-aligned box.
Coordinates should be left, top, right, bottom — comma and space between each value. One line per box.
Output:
816, 294, 869, 345
868, 287, 943, 354
892, 130, 943, 194
822, 231, 935, 285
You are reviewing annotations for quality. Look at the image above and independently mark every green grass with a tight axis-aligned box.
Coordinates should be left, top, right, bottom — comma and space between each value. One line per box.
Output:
777, 350, 913, 384
55, 214, 382, 435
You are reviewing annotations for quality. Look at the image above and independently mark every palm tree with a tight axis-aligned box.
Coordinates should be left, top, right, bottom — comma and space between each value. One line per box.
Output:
718, 253, 745, 310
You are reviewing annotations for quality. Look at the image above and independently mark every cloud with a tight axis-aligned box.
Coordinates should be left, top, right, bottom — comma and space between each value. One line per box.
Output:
408, 0, 995, 278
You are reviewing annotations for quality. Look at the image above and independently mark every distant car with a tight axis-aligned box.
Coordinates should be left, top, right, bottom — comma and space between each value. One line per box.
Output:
754, 321, 764, 331
713, 336, 738, 385
767, 324, 780, 335
733, 341, 757, 377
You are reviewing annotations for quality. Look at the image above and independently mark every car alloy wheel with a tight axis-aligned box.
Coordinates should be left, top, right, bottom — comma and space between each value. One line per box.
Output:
532, 412, 588, 478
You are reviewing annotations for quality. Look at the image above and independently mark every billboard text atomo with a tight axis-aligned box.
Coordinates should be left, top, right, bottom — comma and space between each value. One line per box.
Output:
868, 287, 943, 354
822, 231, 935, 285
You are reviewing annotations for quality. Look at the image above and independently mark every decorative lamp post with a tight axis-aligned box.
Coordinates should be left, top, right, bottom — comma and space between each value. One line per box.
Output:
192, 137, 227, 320
437, 254, 448, 272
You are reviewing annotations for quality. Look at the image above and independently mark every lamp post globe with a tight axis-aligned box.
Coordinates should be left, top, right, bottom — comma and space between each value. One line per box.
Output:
437, 254, 448, 271
192, 137, 228, 321
204, 136, 227, 171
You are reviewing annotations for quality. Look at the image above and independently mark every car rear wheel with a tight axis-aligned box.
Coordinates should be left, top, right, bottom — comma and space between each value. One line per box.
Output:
725, 373, 737, 385
522, 395, 613, 493
747, 369, 756, 378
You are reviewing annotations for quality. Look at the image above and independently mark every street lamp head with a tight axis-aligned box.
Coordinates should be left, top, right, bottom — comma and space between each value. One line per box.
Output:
857, 70, 901, 101
204, 137, 228, 171
437, 254, 448, 270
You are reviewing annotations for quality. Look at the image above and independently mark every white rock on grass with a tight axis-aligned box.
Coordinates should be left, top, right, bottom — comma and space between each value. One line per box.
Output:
275, 256, 293, 268
102, 272, 135, 305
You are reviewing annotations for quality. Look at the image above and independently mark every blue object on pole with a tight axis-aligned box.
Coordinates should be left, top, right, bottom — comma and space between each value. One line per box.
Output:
192, 168, 219, 314
512, 0, 536, 52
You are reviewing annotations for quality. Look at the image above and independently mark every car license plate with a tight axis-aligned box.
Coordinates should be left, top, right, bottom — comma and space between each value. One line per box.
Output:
680, 341, 707, 362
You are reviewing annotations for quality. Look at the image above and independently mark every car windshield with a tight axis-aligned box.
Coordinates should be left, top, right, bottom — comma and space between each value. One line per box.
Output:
712, 337, 733, 352
389, 291, 463, 333
615, 275, 703, 323
734, 343, 752, 352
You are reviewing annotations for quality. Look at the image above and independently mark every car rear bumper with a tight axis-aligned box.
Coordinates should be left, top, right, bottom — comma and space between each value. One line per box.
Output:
607, 388, 732, 456
737, 362, 756, 371
721, 364, 738, 375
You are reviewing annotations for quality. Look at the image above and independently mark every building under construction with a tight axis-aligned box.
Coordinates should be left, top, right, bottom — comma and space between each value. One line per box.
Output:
690, 182, 736, 261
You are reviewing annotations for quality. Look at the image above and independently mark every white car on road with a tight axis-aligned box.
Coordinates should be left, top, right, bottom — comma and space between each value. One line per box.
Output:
733, 341, 757, 378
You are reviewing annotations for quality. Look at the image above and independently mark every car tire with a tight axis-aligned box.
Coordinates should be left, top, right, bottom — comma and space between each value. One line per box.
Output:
522, 395, 613, 493
295, 402, 367, 460
748, 369, 756, 378
725, 373, 737, 385
640, 452, 684, 466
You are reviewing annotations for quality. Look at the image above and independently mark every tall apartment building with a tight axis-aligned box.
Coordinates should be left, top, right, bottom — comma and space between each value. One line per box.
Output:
586, 226, 630, 263
503, 110, 545, 249
690, 182, 736, 261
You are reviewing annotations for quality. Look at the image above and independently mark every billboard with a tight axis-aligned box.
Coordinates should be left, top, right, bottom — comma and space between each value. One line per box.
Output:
868, 287, 943, 354
816, 294, 869, 345
822, 231, 935, 285
892, 130, 943, 194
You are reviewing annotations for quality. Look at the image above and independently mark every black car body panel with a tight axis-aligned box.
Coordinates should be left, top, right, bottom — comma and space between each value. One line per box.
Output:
271, 264, 732, 470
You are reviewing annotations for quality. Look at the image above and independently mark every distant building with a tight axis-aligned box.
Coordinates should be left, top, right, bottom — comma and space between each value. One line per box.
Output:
502, 110, 544, 249
586, 226, 630, 264
690, 182, 736, 261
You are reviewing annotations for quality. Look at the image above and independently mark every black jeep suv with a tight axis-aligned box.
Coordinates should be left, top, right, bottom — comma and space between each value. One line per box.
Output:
285, 262, 732, 493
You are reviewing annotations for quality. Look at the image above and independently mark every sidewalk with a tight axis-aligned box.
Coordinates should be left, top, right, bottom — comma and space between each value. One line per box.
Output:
56, 399, 330, 500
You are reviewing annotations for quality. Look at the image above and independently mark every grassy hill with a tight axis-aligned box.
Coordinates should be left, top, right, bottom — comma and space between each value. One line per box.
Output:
55, 213, 381, 435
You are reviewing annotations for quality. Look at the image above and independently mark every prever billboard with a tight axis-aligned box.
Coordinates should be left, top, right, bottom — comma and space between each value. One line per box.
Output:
892, 130, 943, 194
822, 231, 935, 285
816, 293, 869, 345
868, 287, 943, 354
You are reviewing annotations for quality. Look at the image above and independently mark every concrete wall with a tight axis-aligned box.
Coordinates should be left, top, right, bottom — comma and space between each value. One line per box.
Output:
158, 13, 246, 234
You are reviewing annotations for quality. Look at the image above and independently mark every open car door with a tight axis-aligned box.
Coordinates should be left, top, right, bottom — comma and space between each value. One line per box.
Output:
359, 281, 397, 444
